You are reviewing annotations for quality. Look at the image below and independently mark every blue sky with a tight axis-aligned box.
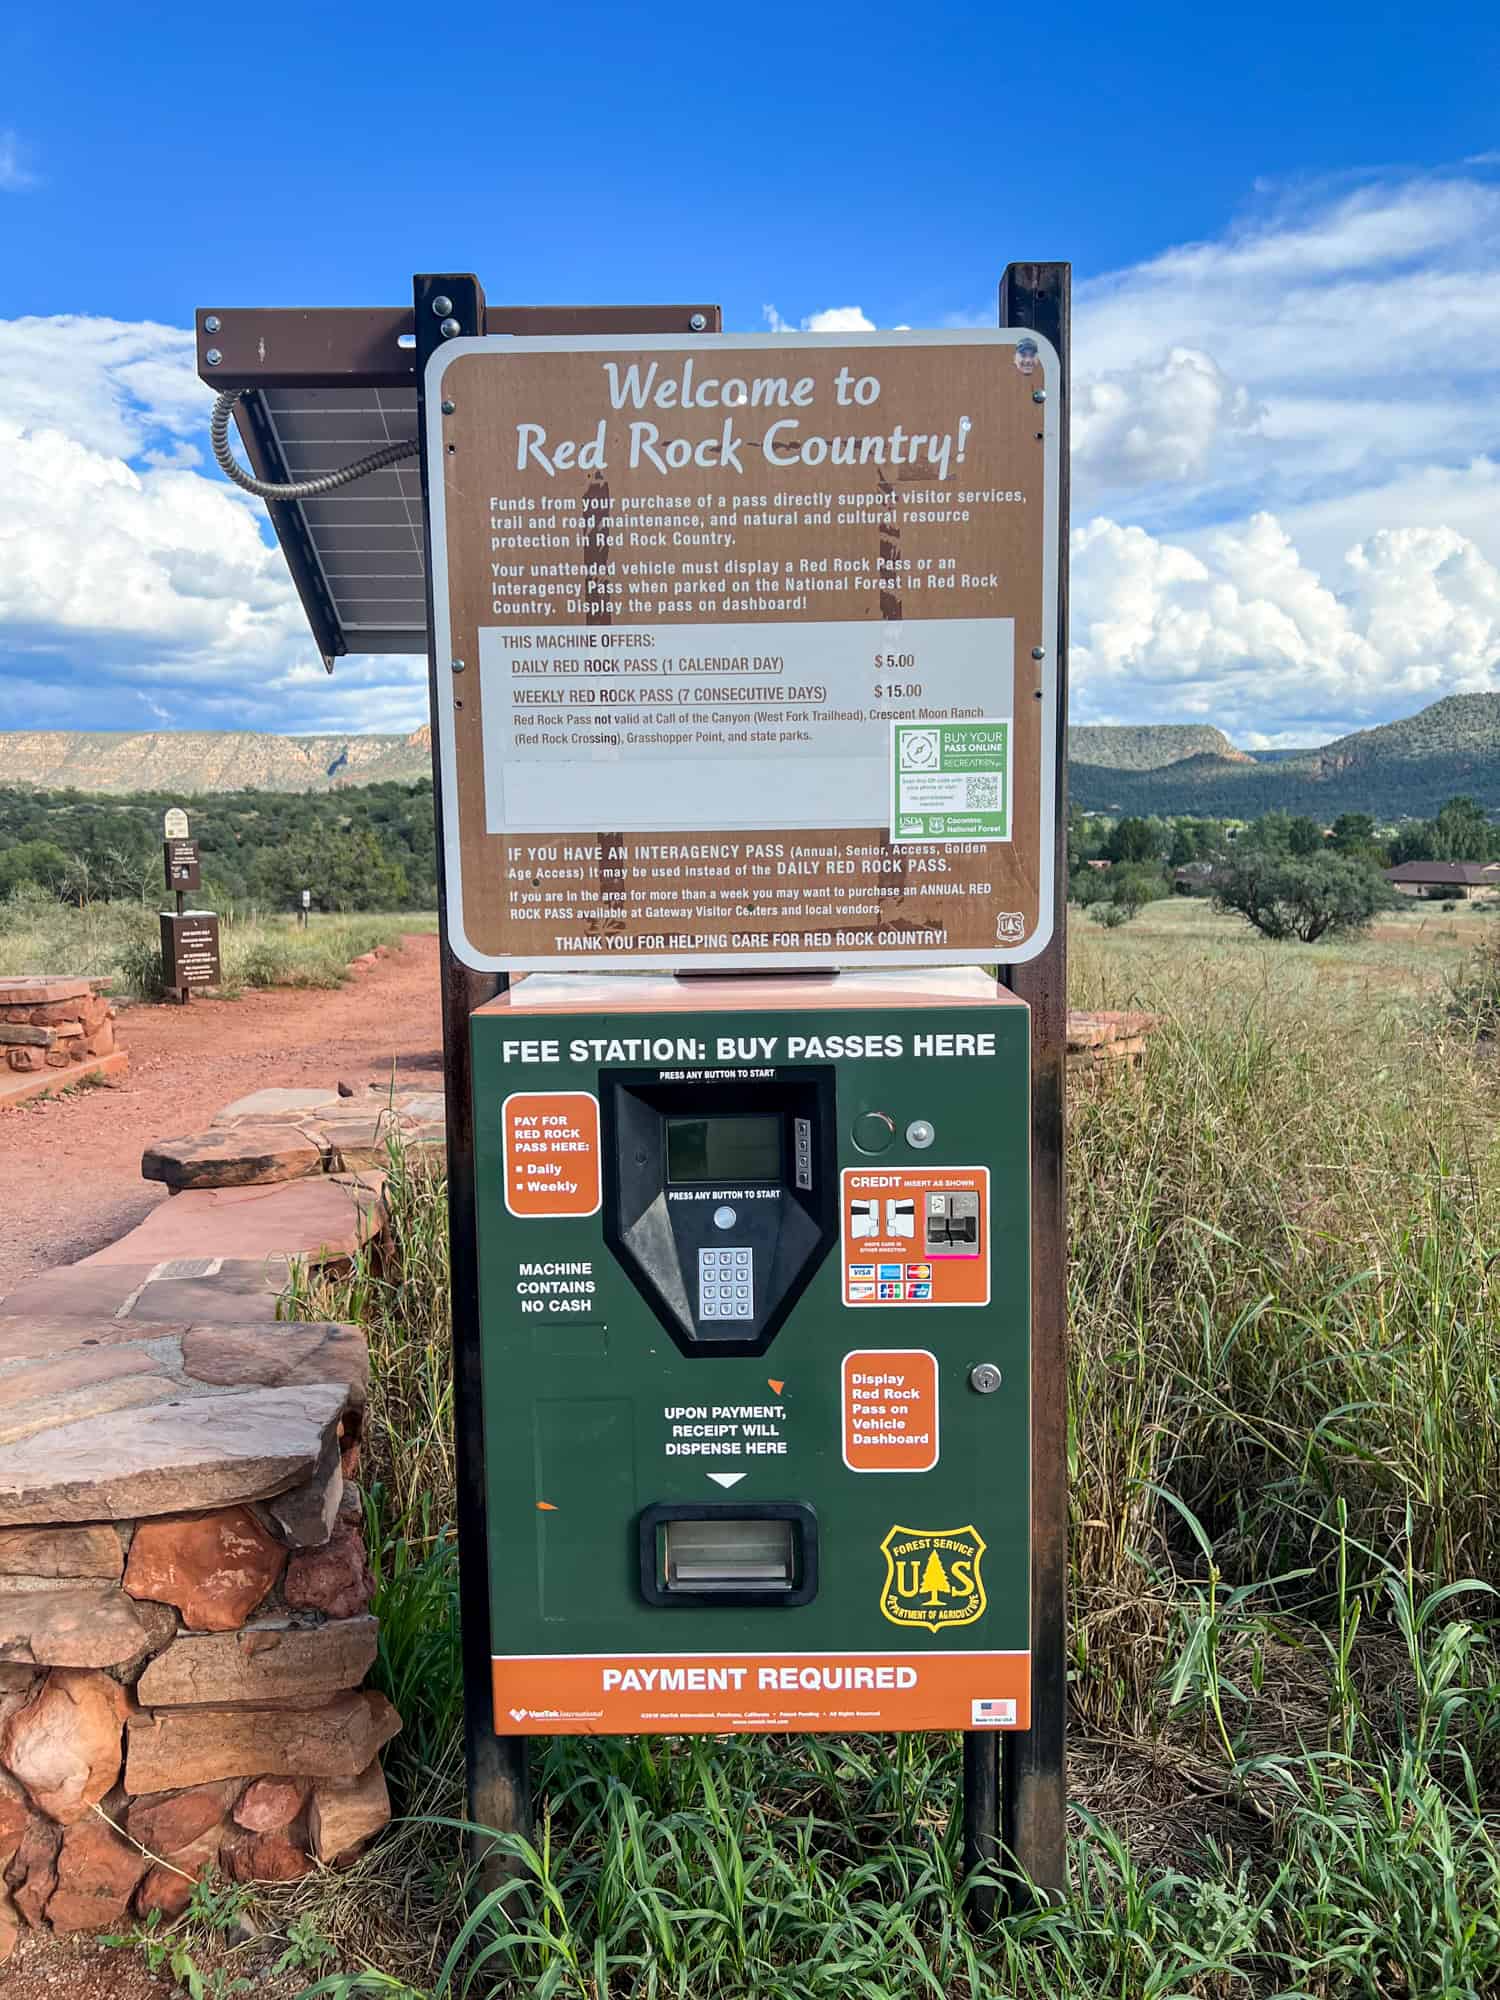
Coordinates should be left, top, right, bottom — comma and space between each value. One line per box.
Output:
2, 0, 1498, 745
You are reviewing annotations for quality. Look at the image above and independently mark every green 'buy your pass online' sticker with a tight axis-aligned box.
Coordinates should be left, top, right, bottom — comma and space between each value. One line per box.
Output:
890, 720, 1012, 843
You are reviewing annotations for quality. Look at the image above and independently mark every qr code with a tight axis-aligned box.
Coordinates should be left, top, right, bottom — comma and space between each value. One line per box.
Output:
964, 776, 1000, 809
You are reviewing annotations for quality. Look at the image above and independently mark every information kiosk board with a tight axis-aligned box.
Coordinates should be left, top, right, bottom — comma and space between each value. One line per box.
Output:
426, 332, 1060, 972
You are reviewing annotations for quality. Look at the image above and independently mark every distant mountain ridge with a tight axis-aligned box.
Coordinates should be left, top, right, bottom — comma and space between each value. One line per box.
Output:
1070, 693, 1500, 819
0, 728, 432, 795
1069, 724, 1251, 771
0, 694, 1494, 820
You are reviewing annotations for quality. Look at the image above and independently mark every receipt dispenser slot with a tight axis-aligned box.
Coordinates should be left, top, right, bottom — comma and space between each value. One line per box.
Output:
640, 1502, 819, 1607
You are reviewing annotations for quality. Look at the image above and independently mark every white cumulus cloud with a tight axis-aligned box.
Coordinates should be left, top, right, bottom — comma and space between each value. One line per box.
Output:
0, 131, 37, 193
762, 304, 877, 334
0, 317, 423, 732
1072, 511, 1500, 741
1073, 345, 1263, 490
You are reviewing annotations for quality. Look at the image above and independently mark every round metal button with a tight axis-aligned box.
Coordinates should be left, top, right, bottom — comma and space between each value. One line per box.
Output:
906, 1119, 935, 1149
852, 1111, 896, 1155
713, 1205, 737, 1230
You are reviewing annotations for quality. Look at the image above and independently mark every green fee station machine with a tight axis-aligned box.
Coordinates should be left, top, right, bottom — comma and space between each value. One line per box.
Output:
472, 971, 1031, 1736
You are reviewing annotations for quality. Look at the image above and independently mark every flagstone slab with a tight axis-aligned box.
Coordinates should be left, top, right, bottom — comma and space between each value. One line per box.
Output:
1066, 1009, 1164, 1050
0, 1258, 290, 1328
313, 1112, 444, 1173
385, 1091, 446, 1123
0, 1586, 173, 1672
0, 1319, 367, 1410
0, 1320, 370, 1520
76, 1175, 386, 1270
0, 1527, 124, 1581
0, 979, 94, 1007
142, 1126, 325, 1192
0, 1052, 127, 1110
135, 1615, 378, 1706
0, 1382, 352, 1526
211, 1089, 344, 1127
124, 1690, 400, 1792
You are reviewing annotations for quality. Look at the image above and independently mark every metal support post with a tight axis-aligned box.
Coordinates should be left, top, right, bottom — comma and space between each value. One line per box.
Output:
993, 260, 1072, 1907
413, 272, 532, 1887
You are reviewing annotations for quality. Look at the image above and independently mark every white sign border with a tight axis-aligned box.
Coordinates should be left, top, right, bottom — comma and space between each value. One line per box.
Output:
425, 330, 1060, 974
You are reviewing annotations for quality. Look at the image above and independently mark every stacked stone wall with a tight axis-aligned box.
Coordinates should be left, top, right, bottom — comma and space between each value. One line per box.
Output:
0, 1317, 397, 1956
0, 977, 124, 1096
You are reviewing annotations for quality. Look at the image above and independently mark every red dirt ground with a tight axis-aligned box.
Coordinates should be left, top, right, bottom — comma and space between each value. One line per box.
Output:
0, 933, 443, 1297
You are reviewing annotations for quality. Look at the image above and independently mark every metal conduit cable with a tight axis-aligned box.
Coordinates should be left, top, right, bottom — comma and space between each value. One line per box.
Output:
209, 389, 418, 500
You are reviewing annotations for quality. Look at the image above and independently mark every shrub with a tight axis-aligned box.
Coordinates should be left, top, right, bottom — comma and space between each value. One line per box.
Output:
1213, 849, 1389, 942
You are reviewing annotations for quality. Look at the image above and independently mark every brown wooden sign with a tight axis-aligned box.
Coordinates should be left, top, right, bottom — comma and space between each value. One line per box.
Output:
160, 912, 220, 988
426, 332, 1059, 972
164, 840, 201, 892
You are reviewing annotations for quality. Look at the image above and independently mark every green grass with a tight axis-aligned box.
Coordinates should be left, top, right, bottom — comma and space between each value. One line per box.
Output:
247, 901, 1500, 1998
0, 887, 432, 1000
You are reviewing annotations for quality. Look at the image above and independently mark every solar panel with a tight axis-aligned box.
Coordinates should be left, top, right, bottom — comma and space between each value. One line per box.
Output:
198, 298, 720, 663
251, 388, 425, 654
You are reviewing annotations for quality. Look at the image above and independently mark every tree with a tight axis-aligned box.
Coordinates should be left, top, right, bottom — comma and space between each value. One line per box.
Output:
1431, 796, 1493, 863
0, 839, 72, 900
1246, 811, 1294, 853
1169, 818, 1222, 867
1286, 816, 1324, 856
1329, 813, 1381, 861
1389, 820, 1436, 865
1113, 864, 1170, 914
1104, 816, 1162, 865
253, 826, 410, 912
1213, 852, 1389, 943
919, 1551, 951, 1605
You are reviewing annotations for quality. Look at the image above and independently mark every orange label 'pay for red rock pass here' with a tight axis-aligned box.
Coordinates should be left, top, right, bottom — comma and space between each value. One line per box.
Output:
502, 1092, 601, 1217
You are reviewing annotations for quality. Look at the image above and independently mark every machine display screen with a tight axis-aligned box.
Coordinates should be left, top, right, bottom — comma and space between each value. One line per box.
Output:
667, 1115, 781, 1185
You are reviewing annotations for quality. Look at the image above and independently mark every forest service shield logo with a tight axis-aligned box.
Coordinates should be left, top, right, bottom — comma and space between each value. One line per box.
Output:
879, 1524, 987, 1632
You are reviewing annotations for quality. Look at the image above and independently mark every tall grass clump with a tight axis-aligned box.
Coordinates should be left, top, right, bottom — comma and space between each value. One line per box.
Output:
0, 889, 424, 1000
265, 906, 1500, 1998
0, 884, 160, 988
1447, 926, 1500, 1048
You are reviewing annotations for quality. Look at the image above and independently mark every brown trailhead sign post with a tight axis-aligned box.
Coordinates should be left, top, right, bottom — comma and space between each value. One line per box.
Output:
160, 912, 221, 988
427, 332, 1059, 973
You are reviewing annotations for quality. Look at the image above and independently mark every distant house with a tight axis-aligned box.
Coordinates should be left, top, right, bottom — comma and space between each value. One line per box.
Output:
1384, 860, 1500, 902
1172, 861, 1218, 895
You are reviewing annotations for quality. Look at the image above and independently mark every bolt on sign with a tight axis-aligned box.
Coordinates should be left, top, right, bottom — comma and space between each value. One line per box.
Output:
426, 332, 1060, 972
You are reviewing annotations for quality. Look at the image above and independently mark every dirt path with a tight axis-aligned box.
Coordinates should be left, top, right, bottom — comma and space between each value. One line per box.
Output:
0, 934, 443, 1295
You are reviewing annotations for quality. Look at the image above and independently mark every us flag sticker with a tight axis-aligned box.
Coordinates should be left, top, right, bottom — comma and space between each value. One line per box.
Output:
971, 1698, 1017, 1727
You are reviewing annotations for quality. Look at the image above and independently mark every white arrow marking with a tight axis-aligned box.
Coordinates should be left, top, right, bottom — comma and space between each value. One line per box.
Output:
707, 1471, 746, 1489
